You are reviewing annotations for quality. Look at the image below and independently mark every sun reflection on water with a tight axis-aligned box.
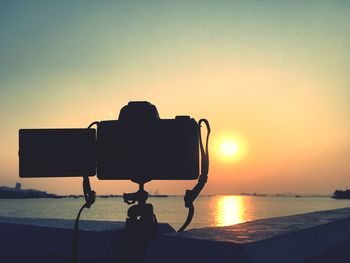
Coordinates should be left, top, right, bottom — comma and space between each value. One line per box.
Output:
215, 195, 245, 226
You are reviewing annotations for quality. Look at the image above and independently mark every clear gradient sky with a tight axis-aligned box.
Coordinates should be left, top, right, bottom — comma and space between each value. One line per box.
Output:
1, 1, 349, 195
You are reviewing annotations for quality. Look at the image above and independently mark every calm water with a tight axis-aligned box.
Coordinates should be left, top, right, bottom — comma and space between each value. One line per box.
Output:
1, 196, 350, 230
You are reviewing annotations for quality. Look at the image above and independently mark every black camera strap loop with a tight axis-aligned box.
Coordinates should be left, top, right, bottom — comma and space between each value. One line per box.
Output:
178, 119, 211, 232
82, 176, 96, 208
72, 122, 98, 263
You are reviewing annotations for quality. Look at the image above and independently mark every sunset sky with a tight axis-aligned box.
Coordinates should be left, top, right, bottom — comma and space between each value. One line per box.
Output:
1, 1, 349, 195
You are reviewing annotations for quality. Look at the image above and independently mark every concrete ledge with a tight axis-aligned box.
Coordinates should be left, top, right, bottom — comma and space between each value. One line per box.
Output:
0, 217, 174, 263
151, 207, 350, 263
1, 207, 350, 262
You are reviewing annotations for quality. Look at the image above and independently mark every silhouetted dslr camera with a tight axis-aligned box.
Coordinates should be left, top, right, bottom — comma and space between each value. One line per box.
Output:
19, 101, 199, 183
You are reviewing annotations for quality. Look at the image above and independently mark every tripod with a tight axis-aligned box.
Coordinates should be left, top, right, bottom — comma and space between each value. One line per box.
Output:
122, 183, 158, 263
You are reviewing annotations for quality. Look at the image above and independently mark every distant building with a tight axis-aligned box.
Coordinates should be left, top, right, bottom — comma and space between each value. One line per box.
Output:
0, 183, 58, 199
15, 182, 21, 191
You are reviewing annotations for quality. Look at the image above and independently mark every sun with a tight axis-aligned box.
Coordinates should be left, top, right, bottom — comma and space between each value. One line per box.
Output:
220, 140, 239, 157
215, 134, 247, 162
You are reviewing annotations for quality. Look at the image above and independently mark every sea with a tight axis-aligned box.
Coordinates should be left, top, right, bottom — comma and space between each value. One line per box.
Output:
1, 195, 350, 230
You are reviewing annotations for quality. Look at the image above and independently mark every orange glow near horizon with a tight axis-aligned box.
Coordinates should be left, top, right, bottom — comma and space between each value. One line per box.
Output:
0, 1, 349, 196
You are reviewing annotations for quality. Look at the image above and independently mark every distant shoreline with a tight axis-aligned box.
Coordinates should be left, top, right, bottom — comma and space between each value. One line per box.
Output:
0, 185, 333, 199
0, 194, 334, 200
0, 184, 171, 199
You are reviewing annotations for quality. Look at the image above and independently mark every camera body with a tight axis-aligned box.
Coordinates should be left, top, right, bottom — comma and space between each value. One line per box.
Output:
19, 101, 199, 183
97, 102, 199, 183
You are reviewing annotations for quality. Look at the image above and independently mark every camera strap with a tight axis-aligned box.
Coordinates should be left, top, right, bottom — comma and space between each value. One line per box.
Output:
178, 119, 211, 232
72, 177, 96, 263
72, 122, 98, 263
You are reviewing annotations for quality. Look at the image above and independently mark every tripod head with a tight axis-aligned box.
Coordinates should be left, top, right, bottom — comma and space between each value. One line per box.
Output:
123, 183, 157, 236
123, 183, 148, 205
